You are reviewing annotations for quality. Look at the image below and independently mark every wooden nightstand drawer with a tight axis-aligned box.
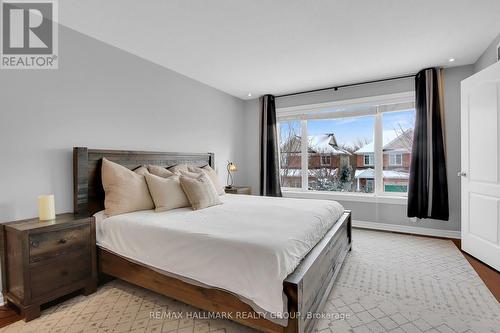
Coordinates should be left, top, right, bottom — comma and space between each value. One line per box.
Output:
30, 252, 91, 299
29, 224, 90, 263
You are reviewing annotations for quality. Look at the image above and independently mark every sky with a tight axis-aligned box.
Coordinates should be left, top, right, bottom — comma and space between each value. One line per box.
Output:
280, 109, 415, 149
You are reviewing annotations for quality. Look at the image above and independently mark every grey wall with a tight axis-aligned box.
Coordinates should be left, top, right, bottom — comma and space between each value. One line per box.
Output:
474, 33, 500, 73
242, 65, 475, 233
0, 25, 245, 223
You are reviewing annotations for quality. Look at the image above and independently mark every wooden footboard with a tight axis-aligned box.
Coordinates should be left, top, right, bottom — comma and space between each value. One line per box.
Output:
283, 210, 351, 333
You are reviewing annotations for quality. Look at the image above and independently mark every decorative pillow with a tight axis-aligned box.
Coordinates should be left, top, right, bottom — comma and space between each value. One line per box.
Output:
188, 165, 225, 195
148, 165, 175, 178
168, 164, 189, 174
144, 173, 190, 212
133, 166, 150, 176
179, 173, 222, 210
101, 158, 154, 216
180, 169, 204, 179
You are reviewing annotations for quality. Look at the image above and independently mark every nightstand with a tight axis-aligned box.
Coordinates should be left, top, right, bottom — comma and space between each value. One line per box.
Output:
0, 214, 97, 321
224, 186, 252, 195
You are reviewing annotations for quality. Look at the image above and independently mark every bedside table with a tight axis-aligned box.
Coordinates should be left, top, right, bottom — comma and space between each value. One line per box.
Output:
0, 214, 97, 321
224, 186, 252, 195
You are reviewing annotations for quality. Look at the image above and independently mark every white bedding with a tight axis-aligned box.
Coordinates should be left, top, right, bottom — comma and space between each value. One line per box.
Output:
95, 194, 343, 316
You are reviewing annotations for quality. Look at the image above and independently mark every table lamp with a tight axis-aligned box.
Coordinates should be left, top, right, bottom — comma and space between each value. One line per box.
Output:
226, 162, 237, 188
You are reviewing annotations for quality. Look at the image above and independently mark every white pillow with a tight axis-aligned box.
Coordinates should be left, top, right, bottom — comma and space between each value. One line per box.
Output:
144, 173, 190, 212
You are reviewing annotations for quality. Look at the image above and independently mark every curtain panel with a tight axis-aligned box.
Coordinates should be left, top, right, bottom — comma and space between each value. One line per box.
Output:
408, 68, 449, 220
260, 95, 282, 197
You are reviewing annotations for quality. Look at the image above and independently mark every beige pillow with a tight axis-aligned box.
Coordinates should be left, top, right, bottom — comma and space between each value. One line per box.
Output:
144, 173, 189, 212
148, 165, 175, 178
187, 165, 225, 195
101, 158, 154, 216
180, 174, 222, 210
168, 164, 189, 174
180, 169, 204, 179
134, 166, 150, 176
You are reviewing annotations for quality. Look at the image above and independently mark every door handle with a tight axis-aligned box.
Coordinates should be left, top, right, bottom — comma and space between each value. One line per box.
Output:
458, 171, 467, 177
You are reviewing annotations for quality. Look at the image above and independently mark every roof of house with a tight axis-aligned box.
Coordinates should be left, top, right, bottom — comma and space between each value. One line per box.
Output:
355, 129, 413, 154
281, 134, 352, 155
354, 168, 409, 179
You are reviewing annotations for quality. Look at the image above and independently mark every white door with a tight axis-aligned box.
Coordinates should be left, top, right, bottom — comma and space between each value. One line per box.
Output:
461, 61, 500, 271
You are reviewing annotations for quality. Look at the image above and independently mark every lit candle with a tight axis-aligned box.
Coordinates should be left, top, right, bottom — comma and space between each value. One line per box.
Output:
38, 194, 55, 221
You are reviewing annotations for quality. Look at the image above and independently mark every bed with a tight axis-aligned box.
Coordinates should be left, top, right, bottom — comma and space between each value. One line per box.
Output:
73, 147, 352, 333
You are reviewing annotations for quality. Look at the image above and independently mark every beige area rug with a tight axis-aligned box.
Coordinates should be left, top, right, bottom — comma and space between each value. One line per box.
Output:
1, 229, 499, 333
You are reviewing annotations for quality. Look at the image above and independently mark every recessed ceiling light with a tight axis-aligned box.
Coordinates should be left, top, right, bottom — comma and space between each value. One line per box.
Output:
247, 93, 252, 97
448, 58, 455, 62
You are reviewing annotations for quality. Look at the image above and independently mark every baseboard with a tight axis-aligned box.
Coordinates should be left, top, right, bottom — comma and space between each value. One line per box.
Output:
352, 220, 461, 239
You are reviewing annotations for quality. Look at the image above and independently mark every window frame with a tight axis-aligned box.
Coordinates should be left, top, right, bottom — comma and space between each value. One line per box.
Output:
388, 153, 403, 166
363, 154, 374, 166
320, 155, 331, 166
277, 92, 415, 201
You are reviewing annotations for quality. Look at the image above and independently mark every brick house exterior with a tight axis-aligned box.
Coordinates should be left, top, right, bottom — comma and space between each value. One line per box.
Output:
354, 129, 413, 192
280, 134, 351, 187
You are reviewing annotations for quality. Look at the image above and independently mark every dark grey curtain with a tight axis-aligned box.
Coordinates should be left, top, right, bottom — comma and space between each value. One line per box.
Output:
408, 68, 449, 220
260, 95, 282, 197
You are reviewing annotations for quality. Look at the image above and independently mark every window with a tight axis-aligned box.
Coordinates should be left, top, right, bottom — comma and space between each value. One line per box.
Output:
307, 116, 375, 193
277, 92, 415, 197
389, 154, 402, 166
382, 109, 415, 193
363, 154, 374, 166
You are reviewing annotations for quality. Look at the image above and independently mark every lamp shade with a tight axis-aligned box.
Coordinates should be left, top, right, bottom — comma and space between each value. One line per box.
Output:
228, 163, 238, 172
38, 194, 55, 221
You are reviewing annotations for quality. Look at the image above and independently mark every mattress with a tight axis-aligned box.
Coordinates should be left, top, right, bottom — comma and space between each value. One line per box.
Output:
95, 194, 344, 317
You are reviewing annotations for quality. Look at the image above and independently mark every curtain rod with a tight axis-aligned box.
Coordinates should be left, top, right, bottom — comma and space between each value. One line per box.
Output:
275, 73, 416, 98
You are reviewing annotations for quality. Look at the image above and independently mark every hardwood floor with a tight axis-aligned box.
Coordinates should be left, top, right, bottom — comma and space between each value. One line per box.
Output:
0, 235, 497, 329
0, 303, 23, 328
0, 290, 81, 328
452, 239, 500, 302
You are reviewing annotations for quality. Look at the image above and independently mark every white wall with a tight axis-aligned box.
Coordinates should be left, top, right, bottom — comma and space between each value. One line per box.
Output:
0, 25, 245, 223
242, 99, 261, 195
474, 32, 500, 73
242, 66, 474, 235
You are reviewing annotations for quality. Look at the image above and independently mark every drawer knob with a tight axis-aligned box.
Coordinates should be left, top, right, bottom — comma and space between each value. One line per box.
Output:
30, 241, 39, 248
58, 239, 67, 244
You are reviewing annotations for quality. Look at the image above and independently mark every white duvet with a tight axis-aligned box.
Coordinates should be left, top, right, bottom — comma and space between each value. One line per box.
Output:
95, 194, 343, 316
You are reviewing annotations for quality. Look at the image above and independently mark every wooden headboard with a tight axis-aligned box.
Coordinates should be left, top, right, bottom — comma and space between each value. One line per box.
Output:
73, 147, 215, 217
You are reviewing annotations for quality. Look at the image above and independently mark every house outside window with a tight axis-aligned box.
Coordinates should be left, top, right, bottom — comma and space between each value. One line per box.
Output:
389, 153, 403, 166
277, 92, 415, 196
363, 154, 374, 166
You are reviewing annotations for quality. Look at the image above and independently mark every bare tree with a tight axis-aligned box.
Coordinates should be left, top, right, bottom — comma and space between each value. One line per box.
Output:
351, 137, 371, 152
279, 121, 301, 186
391, 123, 413, 151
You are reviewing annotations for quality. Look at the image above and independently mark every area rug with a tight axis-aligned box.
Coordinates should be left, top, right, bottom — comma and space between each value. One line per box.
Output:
1, 229, 499, 333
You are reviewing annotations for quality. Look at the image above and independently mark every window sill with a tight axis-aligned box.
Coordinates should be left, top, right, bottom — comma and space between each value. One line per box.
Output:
282, 190, 408, 205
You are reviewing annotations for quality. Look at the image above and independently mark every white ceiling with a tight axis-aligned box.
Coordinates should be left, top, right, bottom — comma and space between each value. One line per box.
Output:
60, 0, 500, 100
